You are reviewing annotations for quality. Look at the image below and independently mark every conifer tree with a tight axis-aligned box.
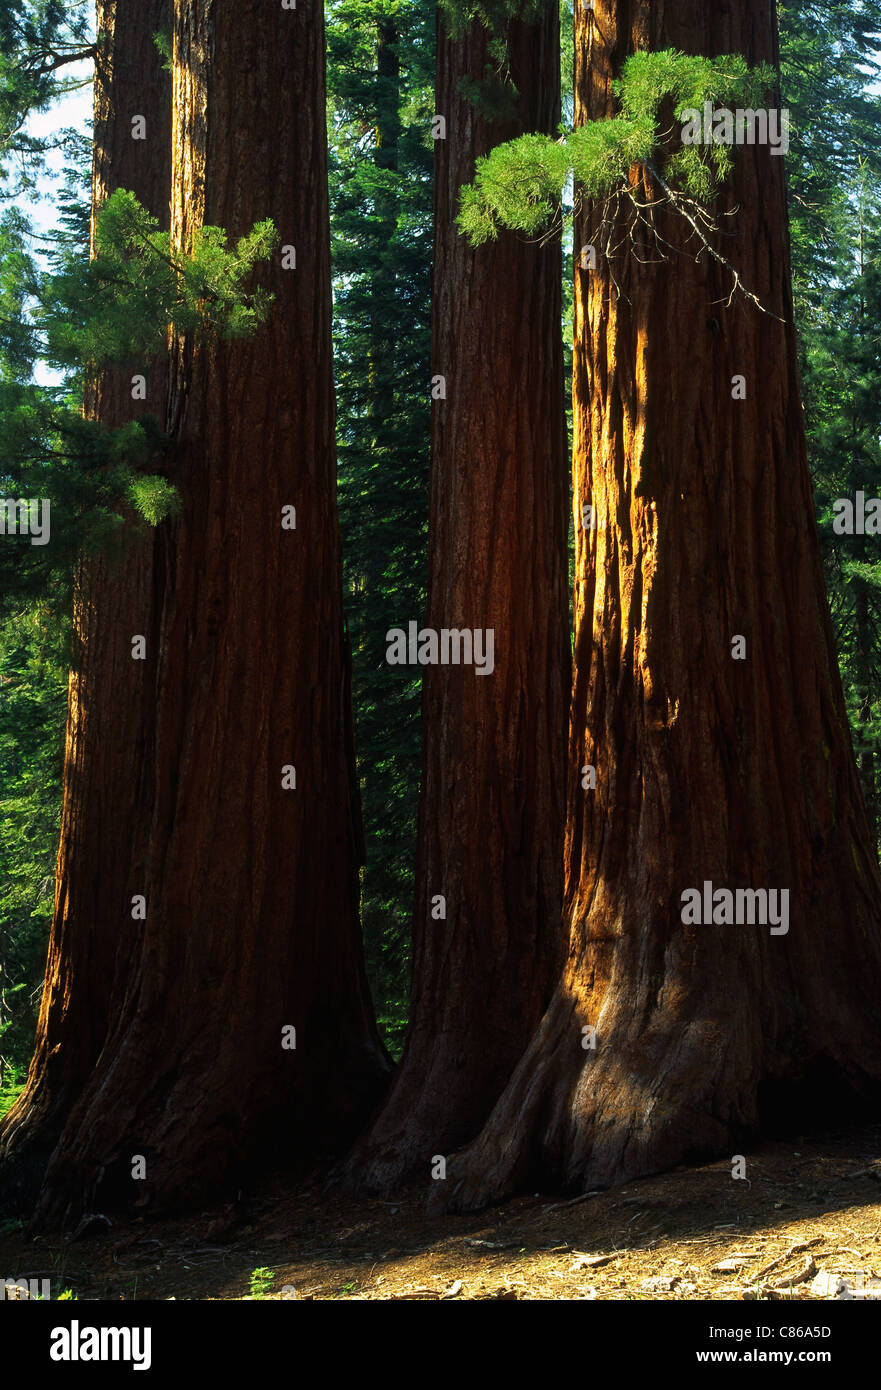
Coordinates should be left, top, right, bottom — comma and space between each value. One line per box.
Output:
348, 0, 569, 1192
780, 0, 881, 849
0, 0, 175, 1200
328, 0, 435, 1045
28, 0, 388, 1224
438, 0, 881, 1211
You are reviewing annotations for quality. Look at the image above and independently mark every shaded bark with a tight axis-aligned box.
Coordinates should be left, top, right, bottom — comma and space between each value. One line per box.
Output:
345, 1, 569, 1192
30, 0, 388, 1226
850, 214, 877, 846
439, 0, 881, 1212
0, 0, 171, 1206
852, 536, 876, 844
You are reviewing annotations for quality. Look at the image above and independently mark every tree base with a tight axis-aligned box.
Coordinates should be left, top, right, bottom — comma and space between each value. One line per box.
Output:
430, 970, 881, 1214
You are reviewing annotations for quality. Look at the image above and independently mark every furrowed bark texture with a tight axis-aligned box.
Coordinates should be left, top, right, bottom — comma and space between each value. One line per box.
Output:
346, 1, 570, 1193
32, 0, 388, 1225
440, 0, 881, 1213
0, 0, 171, 1206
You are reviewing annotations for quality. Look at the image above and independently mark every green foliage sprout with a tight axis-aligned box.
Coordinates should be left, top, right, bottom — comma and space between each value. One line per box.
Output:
43, 189, 280, 371
0, 189, 281, 535
458, 49, 777, 245
152, 28, 173, 74
249, 1267, 276, 1298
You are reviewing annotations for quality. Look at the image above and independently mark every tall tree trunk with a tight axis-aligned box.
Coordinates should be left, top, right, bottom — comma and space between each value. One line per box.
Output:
0, 0, 171, 1205
347, 1, 569, 1192
851, 212, 877, 848
31, 0, 388, 1226
439, 0, 881, 1212
852, 531, 877, 846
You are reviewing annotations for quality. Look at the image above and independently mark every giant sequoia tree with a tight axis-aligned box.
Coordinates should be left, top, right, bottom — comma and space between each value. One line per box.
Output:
0, 0, 171, 1197
22, 0, 388, 1224
348, 0, 569, 1192
439, 0, 881, 1210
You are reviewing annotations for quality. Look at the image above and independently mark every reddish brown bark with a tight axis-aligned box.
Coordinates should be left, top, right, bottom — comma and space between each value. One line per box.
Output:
346, 3, 569, 1193
30, 0, 388, 1225
439, 0, 881, 1212
0, 0, 171, 1204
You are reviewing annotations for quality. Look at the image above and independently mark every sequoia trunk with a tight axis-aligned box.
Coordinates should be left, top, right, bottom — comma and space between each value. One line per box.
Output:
0, 0, 171, 1204
32, 0, 388, 1224
348, 1, 569, 1192
441, 0, 881, 1211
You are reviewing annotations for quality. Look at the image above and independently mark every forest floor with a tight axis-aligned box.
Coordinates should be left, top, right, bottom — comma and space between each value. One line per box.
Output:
2, 1123, 881, 1301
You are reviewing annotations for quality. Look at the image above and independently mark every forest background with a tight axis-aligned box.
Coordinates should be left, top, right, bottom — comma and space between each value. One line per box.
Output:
0, 0, 880, 1116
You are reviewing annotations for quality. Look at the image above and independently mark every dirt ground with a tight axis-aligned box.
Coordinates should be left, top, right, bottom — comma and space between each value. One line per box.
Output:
2, 1123, 880, 1301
